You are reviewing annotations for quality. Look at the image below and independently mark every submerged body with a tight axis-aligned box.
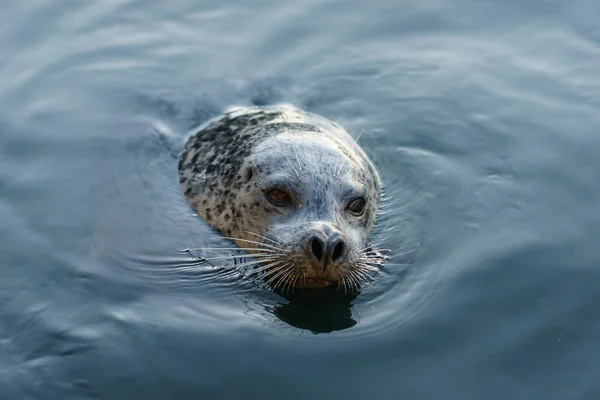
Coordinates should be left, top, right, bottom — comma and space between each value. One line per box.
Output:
179, 105, 382, 290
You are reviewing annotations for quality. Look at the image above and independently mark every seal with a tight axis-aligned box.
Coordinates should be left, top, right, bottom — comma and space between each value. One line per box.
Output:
179, 105, 383, 291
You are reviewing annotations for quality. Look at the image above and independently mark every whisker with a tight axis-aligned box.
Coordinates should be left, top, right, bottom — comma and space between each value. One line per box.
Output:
290, 272, 300, 293
360, 259, 385, 266
338, 128, 364, 178
260, 262, 290, 277
184, 247, 281, 253
283, 154, 301, 178
359, 255, 387, 261
340, 275, 348, 294
353, 267, 372, 282
348, 271, 361, 291
228, 259, 281, 270
251, 260, 287, 274
355, 269, 370, 285
389, 247, 417, 257
265, 264, 292, 287
340, 168, 353, 182
249, 263, 288, 284
378, 262, 411, 268
343, 271, 355, 291
357, 263, 381, 272
359, 260, 385, 266
335, 157, 347, 177
204, 254, 285, 262
333, 152, 347, 177
362, 249, 392, 255
279, 269, 293, 293
345, 274, 356, 292
222, 237, 290, 252
333, 156, 341, 177
243, 231, 289, 246
358, 244, 378, 253
276, 268, 295, 292
291, 142, 303, 173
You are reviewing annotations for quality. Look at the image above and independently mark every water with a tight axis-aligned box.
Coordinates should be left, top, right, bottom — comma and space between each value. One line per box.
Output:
2, 0, 600, 398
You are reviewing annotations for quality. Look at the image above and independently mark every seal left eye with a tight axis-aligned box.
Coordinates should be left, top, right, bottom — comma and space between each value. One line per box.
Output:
347, 197, 366, 215
266, 189, 292, 206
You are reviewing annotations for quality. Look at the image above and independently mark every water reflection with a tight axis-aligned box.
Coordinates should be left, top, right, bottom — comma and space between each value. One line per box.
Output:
270, 287, 358, 334
189, 252, 360, 333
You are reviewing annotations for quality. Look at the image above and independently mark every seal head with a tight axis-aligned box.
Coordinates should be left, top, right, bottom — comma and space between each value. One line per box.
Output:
179, 105, 382, 290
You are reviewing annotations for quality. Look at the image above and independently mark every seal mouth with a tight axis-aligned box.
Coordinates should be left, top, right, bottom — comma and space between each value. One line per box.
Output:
296, 277, 337, 289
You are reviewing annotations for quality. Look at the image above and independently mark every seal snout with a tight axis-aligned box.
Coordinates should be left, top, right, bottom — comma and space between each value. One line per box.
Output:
307, 229, 347, 271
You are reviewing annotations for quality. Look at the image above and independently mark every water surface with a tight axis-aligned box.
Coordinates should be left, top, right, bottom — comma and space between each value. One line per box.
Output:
1, 0, 600, 399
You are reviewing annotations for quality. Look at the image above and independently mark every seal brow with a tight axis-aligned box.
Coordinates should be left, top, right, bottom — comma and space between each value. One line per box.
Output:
291, 142, 304, 173
336, 128, 364, 177
283, 154, 300, 178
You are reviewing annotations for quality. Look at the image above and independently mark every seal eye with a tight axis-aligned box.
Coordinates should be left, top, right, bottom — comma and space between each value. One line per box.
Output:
347, 197, 366, 215
266, 189, 292, 206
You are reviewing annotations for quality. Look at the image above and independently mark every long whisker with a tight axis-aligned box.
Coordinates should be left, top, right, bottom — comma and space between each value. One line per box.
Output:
347, 271, 361, 291
339, 128, 364, 179
359, 254, 388, 259
386, 247, 417, 257
362, 249, 392, 255
355, 269, 369, 286
353, 267, 372, 282
286, 271, 299, 293
356, 263, 381, 272
359, 258, 385, 265
184, 247, 281, 253
203, 254, 286, 262
346, 273, 356, 292
335, 156, 347, 177
340, 275, 348, 294
260, 261, 290, 276
358, 244, 378, 253
278, 269, 292, 292
251, 260, 288, 274
222, 237, 290, 252
333, 152, 346, 177
227, 258, 281, 270
178, 258, 268, 273
358, 257, 385, 264
291, 142, 303, 173
290, 272, 300, 293
265, 264, 292, 287
283, 154, 300, 178
275, 268, 295, 292
243, 231, 290, 246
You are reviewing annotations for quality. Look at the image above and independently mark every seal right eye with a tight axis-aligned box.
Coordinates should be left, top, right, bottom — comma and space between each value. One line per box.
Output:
266, 189, 292, 206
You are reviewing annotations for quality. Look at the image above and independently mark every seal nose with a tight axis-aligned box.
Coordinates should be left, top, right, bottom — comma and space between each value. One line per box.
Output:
310, 237, 325, 261
328, 236, 345, 263
309, 232, 346, 265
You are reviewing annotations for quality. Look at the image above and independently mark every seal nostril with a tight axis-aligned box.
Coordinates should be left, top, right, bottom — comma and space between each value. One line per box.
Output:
311, 238, 323, 261
332, 241, 344, 262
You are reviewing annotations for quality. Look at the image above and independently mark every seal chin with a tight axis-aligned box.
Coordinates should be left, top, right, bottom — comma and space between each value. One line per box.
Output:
298, 277, 337, 290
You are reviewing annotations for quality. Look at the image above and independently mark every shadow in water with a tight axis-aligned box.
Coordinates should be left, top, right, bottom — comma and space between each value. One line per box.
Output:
271, 287, 358, 334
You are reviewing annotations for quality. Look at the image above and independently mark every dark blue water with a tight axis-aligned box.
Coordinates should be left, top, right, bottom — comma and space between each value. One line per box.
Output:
2, 1, 600, 399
